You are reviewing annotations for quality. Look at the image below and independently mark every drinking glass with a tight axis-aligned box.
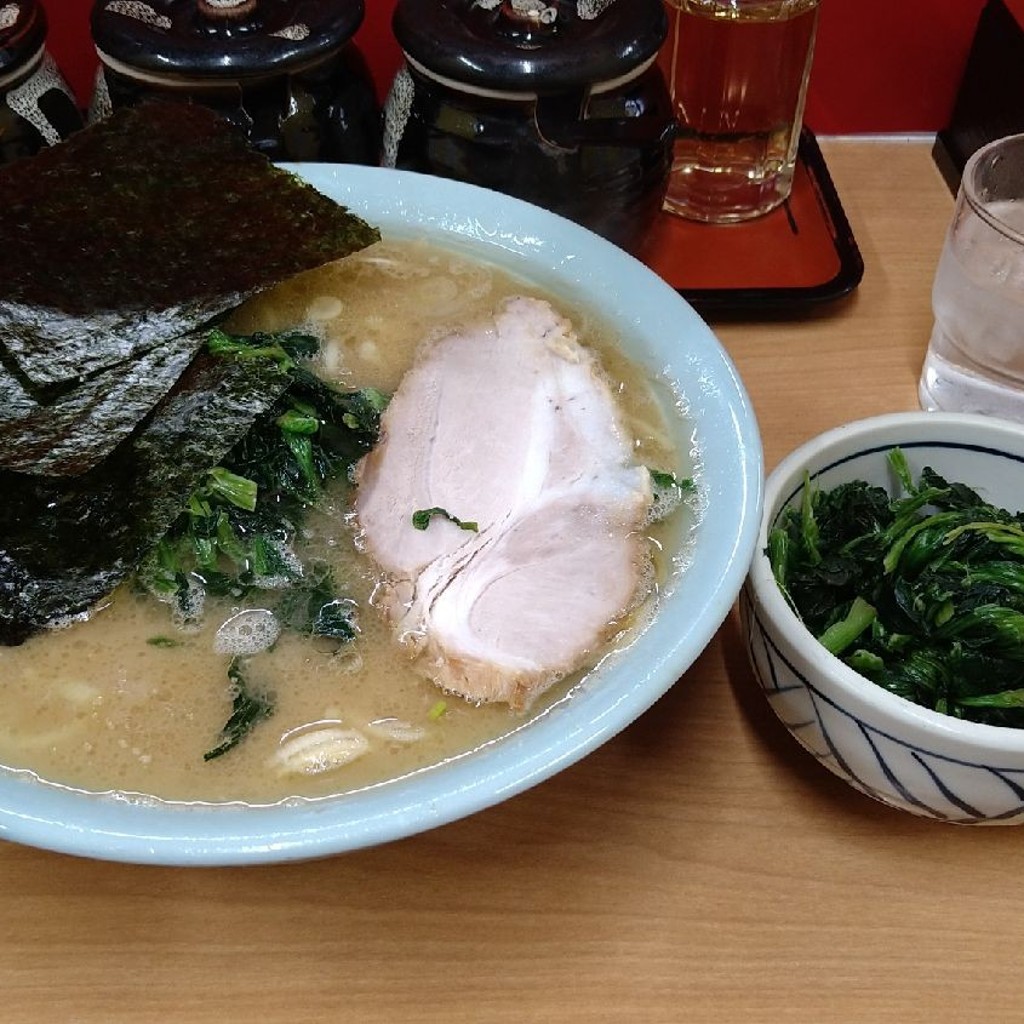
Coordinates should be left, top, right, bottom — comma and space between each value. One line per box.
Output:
919, 132, 1024, 420
657, 0, 820, 223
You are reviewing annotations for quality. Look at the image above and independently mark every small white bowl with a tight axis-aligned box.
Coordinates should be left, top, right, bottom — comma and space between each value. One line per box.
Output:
742, 411, 1024, 824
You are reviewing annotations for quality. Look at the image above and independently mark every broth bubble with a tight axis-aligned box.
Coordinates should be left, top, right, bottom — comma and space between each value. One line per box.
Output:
213, 609, 281, 656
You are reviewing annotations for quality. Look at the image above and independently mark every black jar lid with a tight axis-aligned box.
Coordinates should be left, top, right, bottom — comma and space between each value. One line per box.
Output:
0, 0, 47, 81
91, 0, 365, 81
393, 0, 666, 93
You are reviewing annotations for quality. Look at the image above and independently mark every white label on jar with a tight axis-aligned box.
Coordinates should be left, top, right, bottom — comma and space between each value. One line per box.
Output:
381, 63, 415, 169
87, 66, 113, 124
577, 0, 618, 18
6, 51, 75, 146
271, 23, 311, 41
474, 0, 617, 20
474, 0, 557, 21
103, 1, 172, 29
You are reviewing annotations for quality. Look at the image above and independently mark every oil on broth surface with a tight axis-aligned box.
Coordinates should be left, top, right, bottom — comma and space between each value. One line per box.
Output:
0, 239, 693, 805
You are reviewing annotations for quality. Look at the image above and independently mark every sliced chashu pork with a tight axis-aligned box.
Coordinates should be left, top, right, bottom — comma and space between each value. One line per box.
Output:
354, 296, 653, 709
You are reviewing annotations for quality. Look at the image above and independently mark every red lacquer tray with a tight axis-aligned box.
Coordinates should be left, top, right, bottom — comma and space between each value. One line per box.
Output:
637, 129, 864, 316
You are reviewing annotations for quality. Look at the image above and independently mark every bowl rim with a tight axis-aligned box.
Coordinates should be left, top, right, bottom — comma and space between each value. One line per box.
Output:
748, 409, 1024, 753
0, 163, 764, 865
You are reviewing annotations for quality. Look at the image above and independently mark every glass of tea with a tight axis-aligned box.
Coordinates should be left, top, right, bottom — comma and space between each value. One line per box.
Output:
657, 0, 820, 223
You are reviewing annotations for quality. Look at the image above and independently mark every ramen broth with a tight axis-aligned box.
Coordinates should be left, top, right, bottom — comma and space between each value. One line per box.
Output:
0, 239, 695, 805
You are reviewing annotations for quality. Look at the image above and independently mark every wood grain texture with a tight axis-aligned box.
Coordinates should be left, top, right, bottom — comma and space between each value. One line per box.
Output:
5, 141, 1015, 1024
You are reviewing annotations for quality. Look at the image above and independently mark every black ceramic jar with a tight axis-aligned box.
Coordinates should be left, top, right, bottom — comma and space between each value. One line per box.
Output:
0, 1, 84, 165
385, 0, 675, 254
89, 0, 381, 164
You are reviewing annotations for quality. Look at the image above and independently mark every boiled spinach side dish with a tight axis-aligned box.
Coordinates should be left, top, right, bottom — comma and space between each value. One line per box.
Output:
768, 448, 1024, 727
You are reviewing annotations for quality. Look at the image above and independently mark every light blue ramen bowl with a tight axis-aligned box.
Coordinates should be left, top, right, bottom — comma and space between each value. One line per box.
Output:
1, 165, 762, 865
743, 411, 1024, 824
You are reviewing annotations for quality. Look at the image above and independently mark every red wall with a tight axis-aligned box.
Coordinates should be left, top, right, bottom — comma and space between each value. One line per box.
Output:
43, 0, 986, 134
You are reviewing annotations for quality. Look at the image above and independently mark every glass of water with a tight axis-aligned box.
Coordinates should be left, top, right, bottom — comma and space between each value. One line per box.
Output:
919, 132, 1024, 420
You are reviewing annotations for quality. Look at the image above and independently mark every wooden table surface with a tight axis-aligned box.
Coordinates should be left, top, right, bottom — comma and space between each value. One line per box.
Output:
5, 140, 1011, 1024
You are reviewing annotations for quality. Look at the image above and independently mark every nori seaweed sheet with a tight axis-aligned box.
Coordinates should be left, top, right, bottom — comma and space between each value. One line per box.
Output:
0, 100, 380, 387
0, 330, 203, 475
0, 361, 37, 422
0, 351, 291, 646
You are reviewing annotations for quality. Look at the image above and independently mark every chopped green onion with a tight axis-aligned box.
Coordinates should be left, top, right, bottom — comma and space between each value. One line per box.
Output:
412, 507, 479, 532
